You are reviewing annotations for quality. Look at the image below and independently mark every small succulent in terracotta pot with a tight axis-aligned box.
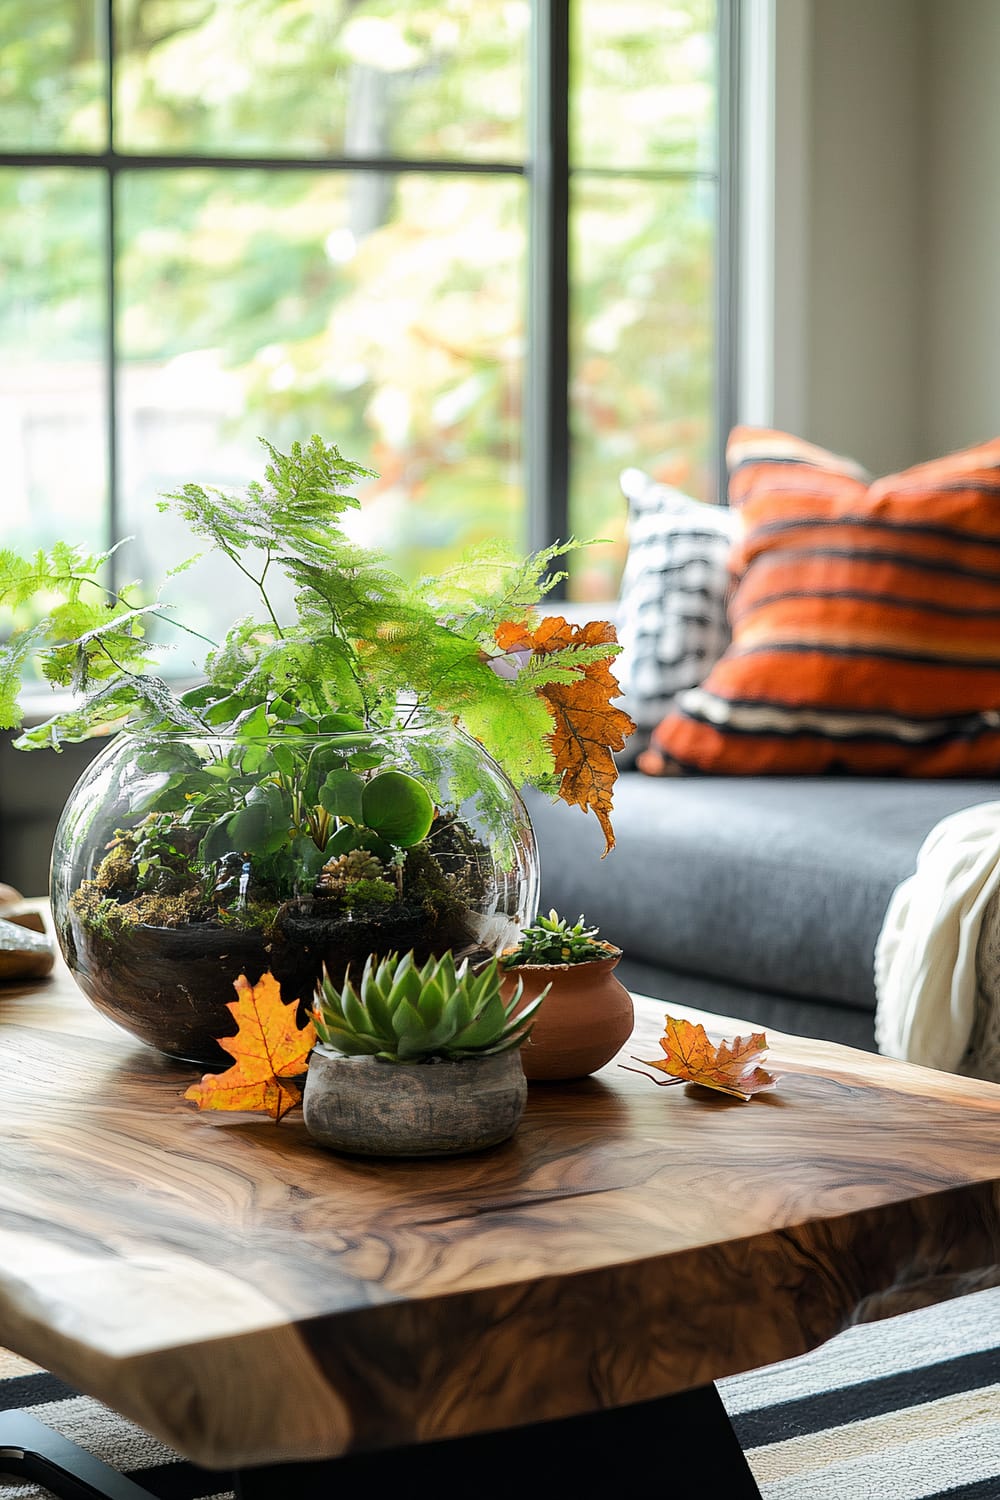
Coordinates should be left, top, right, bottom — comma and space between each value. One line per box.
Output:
499, 909, 634, 1083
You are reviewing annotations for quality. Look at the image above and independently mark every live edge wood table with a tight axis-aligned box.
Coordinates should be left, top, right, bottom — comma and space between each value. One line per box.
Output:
3, 926, 1000, 1499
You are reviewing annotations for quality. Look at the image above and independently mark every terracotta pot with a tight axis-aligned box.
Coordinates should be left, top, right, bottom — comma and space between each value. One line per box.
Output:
302, 1046, 528, 1157
499, 944, 634, 1082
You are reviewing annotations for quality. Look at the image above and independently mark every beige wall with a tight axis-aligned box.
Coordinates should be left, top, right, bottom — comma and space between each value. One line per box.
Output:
922, 0, 1000, 458
766, 0, 1000, 474
804, 0, 922, 475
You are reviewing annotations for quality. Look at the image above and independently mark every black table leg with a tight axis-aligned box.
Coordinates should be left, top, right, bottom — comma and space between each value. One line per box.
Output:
0, 1410, 157, 1500
234, 1383, 762, 1499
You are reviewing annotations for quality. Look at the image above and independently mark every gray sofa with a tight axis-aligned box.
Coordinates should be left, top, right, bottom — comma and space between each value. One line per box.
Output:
525, 774, 1000, 1054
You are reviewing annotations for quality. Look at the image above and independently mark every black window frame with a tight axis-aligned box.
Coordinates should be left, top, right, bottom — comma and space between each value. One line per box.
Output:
0, 0, 738, 593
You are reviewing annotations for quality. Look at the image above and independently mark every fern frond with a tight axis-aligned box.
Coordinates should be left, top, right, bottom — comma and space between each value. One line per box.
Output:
258, 434, 374, 534
417, 538, 580, 641
514, 639, 623, 690
203, 617, 271, 691
0, 623, 48, 729
9, 671, 206, 751
0, 541, 126, 609
237, 635, 367, 720
160, 436, 375, 564
460, 681, 557, 789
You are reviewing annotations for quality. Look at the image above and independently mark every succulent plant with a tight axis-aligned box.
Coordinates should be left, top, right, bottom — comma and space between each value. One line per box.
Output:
500, 908, 613, 967
312, 950, 546, 1063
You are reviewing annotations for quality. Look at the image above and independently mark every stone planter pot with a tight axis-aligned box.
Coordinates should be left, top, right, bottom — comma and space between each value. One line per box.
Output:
499, 945, 634, 1081
49, 722, 539, 1068
302, 1046, 528, 1157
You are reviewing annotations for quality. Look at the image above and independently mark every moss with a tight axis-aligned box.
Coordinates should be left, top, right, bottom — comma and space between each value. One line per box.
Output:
402, 841, 477, 923
68, 881, 122, 939
401, 842, 449, 894
69, 814, 490, 952
70, 882, 205, 935
412, 813, 489, 909
216, 900, 280, 933
112, 890, 205, 929
342, 878, 396, 909
93, 836, 139, 896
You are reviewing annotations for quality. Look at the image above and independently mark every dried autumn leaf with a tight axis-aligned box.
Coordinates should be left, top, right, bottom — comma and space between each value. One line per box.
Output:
494, 615, 636, 857
184, 971, 316, 1122
630, 1014, 778, 1101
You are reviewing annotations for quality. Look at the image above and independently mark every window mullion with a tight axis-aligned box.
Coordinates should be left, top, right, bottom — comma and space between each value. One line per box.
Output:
103, 0, 120, 577
527, 0, 570, 571
715, 0, 740, 505
103, 173, 119, 569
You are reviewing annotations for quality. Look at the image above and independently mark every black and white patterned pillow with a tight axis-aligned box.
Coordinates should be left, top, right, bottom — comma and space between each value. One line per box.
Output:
615, 467, 738, 735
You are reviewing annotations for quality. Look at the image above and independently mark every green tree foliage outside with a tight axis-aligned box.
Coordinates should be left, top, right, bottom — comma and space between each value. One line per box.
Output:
0, 0, 717, 626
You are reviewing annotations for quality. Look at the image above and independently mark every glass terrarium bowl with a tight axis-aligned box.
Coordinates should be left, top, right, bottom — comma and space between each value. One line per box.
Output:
50, 720, 539, 1068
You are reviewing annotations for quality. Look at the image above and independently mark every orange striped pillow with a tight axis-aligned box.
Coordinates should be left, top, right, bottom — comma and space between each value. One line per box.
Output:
639, 427, 1000, 777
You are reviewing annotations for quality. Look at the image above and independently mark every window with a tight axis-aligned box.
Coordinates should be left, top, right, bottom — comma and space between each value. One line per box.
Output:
0, 0, 730, 633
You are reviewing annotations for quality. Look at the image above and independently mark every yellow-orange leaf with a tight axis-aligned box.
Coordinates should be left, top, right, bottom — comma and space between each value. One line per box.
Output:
631, 1014, 778, 1101
495, 615, 636, 857
184, 971, 316, 1122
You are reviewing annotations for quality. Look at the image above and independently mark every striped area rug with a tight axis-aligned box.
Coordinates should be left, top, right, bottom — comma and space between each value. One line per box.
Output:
0, 1349, 234, 1500
719, 1286, 1000, 1498
1, 1289, 998, 1499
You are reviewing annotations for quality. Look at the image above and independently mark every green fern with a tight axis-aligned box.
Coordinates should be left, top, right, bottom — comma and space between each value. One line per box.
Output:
0, 623, 47, 728
417, 536, 575, 631
0, 434, 623, 814
160, 435, 373, 557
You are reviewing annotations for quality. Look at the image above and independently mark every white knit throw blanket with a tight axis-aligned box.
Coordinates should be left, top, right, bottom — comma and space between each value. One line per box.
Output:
874, 801, 1000, 1074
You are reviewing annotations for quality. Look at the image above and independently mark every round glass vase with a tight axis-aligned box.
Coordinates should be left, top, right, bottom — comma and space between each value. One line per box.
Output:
50, 721, 539, 1068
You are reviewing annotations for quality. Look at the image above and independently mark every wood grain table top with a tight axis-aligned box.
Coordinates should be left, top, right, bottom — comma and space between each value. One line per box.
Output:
2, 905, 1000, 1470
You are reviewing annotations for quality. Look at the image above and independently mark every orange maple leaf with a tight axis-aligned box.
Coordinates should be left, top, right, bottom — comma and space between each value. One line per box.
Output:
495, 615, 636, 857
628, 1014, 778, 1101
184, 972, 316, 1122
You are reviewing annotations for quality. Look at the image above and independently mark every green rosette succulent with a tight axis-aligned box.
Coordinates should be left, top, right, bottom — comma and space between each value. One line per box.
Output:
500, 908, 612, 967
312, 950, 546, 1063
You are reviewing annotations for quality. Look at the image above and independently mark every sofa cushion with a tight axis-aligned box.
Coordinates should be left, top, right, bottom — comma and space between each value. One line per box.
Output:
640, 427, 1000, 777
614, 468, 737, 737
525, 775, 1000, 1011
614, 957, 881, 1052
